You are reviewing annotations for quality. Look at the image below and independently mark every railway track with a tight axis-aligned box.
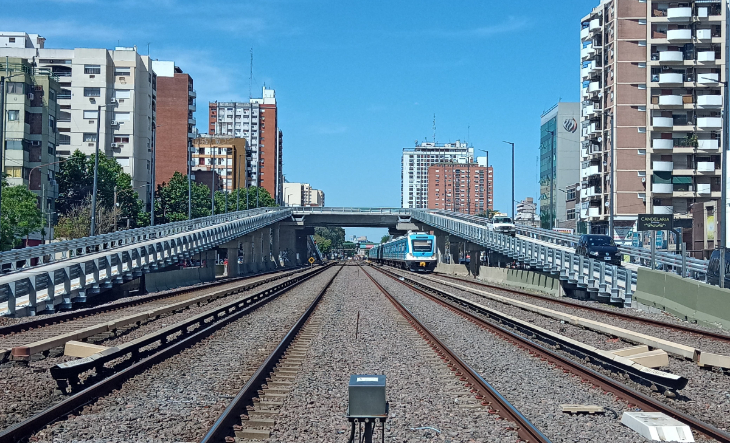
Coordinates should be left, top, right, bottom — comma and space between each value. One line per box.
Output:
0, 264, 333, 442
369, 265, 730, 442
0, 267, 307, 362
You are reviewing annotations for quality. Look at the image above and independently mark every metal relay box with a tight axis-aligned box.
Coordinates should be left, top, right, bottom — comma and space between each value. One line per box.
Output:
348, 375, 386, 417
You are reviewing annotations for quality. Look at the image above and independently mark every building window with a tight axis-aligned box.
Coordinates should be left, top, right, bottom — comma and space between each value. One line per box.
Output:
5, 166, 23, 178
114, 112, 131, 121
8, 37, 15, 43
566, 189, 576, 200
638, 84, 647, 90
638, 19, 646, 25
84, 65, 101, 74
7, 82, 24, 94
114, 135, 130, 143
115, 89, 131, 99
7, 110, 19, 121
638, 127, 646, 133
638, 149, 646, 155
638, 62, 646, 68
638, 41, 647, 47
83, 110, 99, 119
638, 106, 646, 112
84, 87, 101, 97
83, 133, 97, 142
114, 68, 131, 76
49, 115, 55, 131
567, 209, 576, 220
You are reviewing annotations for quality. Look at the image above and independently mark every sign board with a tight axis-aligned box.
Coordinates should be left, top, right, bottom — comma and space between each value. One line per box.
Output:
308, 257, 315, 264
637, 214, 673, 231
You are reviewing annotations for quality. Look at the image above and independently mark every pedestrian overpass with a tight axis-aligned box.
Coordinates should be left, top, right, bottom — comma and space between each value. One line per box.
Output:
0, 206, 692, 317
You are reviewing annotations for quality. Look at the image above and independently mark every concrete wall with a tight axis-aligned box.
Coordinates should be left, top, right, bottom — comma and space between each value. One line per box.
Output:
435, 262, 470, 276
633, 268, 730, 329
476, 267, 565, 297
145, 251, 216, 293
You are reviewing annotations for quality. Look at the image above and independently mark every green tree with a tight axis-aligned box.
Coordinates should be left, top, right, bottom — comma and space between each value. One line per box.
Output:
153, 172, 212, 224
214, 187, 277, 214
56, 150, 146, 229
314, 227, 345, 249
0, 182, 43, 250
54, 197, 116, 240
313, 234, 332, 254
380, 235, 390, 243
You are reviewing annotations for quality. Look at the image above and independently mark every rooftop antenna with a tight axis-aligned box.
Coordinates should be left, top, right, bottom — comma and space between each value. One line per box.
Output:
147, 42, 151, 56
432, 114, 436, 143
467, 125, 470, 146
249, 48, 253, 99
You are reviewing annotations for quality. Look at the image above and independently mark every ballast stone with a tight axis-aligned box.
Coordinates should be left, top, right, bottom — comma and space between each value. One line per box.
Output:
621, 412, 694, 442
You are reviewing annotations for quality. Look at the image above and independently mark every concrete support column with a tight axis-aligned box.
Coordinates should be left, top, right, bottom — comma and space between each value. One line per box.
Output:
466, 243, 483, 277
255, 229, 266, 272
435, 230, 447, 263
272, 225, 281, 268
449, 238, 461, 265
263, 228, 274, 270
226, 245, 241, 277
279, 227, 297, 267
295, 231, 308, 266
240, 235, 253, 275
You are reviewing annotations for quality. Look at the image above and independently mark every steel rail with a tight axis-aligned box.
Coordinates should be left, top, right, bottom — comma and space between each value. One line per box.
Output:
370, 266, 730, 442
0, 268, 296, 338
433, 273, 730, 345
0, 264, 334, 443
200, 266, 342, 443
362, 266, 551, 443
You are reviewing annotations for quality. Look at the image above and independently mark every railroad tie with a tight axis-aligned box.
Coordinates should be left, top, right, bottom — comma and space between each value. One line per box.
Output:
235, 319, 321, 442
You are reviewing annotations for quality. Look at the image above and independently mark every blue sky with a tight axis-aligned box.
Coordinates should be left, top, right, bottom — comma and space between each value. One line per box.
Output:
15, 0, 589, 240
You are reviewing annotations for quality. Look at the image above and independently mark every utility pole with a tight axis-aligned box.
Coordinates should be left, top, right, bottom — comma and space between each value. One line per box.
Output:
90, 104, 102, 236
503, 141, 515, 219
188, 140, 192, 220
0, 75, 5, 226
211, 138, 216, 215
236, 153, 241, 211
609, 113, 615, 240
113, 185, 118, 231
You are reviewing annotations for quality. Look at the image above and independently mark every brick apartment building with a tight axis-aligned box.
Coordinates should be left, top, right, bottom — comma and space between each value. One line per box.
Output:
152, 61, 195, 186
427, 162, 493, 214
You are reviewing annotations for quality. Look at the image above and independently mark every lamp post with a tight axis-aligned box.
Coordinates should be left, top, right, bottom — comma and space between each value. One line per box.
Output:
502, 141, 515, 219
149, 124, 161, 227
90, 102, 117, 237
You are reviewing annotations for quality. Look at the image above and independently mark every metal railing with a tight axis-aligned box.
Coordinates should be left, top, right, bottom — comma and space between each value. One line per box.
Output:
412, 210, 635, 306
290, 206, 412, 215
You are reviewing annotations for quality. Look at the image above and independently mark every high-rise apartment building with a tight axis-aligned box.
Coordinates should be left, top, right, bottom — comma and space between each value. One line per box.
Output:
540, 102, 581, 229
427, 162, 492, 214
283, 182, 325, 207
401, 141, 474, 209
208, 87, 282, 202
152, 61, 195, 186
579, 1, 727, 241
192, 137, 247, 193
1, 57, 60, 243
0, 32, 157, 202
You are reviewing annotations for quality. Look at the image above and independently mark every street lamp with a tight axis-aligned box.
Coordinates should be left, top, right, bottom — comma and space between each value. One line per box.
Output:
90, 102, 118, 237
149, 124, 161, 227
502, 141, 515, 219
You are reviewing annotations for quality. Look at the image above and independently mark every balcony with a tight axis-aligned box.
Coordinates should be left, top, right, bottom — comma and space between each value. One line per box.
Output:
652, 116, 674, 127
696, 29, 712, 40
659, 51, 684, 62
652, 183, 674, 193
698, 73, 719, 83
581, 44, 595, 59
697, 95, 722, 107
657, 73, 684, 84
698, 139, 719, 150
582, 164, 600, 177
653, 161, 673, 171
698, 51, 716, 62
697, 117, 722, 128
590, 122, 601, 133
587, 207, 600, 217
581, 27, 591, 40
588, 81, 601, 93
658, 95, 683, 106
653, 139, 674, 150
188, 89, 196, 98
653, 206, 674, 215
189, 104, 197, 111
189, 118, 196, 125
582, 105, 594, 116
667, 29, 692, 41
590, 19, 601, 31
697, 161, 717, 172
697, 183, 711, 194
667, 7, 692, 21
57, 94, 71, 100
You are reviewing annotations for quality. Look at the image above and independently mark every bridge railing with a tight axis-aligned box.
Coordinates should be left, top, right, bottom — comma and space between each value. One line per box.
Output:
426, 210, 708, 279
412, 210, 635, 306
290, 206, 413, 215
0, 207, 285, 274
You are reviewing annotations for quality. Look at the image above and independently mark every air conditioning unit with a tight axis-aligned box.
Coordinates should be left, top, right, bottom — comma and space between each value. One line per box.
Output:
111, 120, 120, 126
110, 143, 119, 148
110, 98, 118, 103
27, 93, 34, 100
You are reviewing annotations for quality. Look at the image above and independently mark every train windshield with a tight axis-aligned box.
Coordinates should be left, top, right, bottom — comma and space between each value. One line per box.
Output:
412, 239, 433, 252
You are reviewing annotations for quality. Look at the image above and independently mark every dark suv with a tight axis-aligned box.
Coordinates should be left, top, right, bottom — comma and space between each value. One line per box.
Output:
575, 234, 622, 265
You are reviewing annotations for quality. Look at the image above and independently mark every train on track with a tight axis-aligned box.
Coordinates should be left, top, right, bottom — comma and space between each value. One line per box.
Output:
368, 232, 437, 272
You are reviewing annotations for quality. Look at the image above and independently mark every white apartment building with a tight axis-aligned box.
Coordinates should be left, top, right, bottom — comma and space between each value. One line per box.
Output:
0, 32, 156, 202
401, 141, 474, 209
579, 1, 727, 245
283, 182, 325, 207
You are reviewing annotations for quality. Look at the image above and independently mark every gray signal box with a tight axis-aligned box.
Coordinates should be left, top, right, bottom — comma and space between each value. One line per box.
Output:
348, 375, 386, 417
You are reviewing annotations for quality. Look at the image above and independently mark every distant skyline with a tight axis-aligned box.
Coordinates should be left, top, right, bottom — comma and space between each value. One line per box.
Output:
10, 0, 587, 221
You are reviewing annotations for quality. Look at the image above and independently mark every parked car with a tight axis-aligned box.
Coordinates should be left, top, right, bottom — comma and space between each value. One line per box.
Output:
706, 249, 730, 287
575, 234, 622, 265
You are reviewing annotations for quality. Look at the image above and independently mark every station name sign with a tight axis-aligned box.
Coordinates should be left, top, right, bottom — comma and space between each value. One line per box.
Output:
638, 214, 673, 231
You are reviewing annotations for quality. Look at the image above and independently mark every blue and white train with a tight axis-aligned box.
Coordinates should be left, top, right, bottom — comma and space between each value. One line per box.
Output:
368, 232, 437, 272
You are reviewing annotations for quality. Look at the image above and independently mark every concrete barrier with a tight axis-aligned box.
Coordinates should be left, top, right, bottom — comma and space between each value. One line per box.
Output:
145, 265, 216, 293
476, 267, 565, 297
633, 268, 730, 329
435, 262, 470, 276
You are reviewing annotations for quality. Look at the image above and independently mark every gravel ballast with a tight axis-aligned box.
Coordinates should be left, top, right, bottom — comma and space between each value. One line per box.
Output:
266, 265, 518, 442
364, 267, 713, 442
11, 267, 334, 440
